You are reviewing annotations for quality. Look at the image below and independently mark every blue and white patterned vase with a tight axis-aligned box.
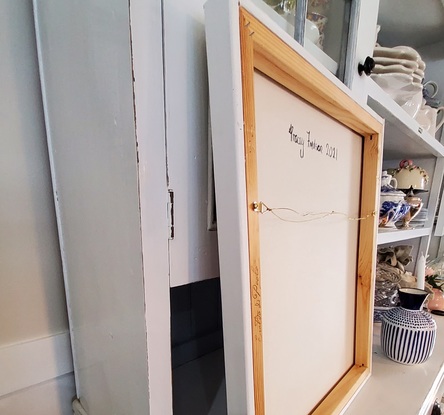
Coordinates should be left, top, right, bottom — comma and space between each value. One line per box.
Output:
381, 287, 436, 365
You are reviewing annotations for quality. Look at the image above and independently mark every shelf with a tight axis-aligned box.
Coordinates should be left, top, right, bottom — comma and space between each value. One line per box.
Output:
366, 79, 444, 159
345, 317, 444, 415
377, 226, 432, 245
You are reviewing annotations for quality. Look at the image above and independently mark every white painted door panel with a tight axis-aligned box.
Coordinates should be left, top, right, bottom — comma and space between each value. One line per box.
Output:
164, 0, 220, 287
129, 0, 174, 413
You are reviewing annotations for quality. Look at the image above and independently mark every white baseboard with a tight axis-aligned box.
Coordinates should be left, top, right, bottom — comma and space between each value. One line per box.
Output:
0, 374, 76, 415
0, 331, 74, 397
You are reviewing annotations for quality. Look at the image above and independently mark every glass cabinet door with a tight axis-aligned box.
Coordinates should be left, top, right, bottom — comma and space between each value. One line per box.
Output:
259, 0, 359, 85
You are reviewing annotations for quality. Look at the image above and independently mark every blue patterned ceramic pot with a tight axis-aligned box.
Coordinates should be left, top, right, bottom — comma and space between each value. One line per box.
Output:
379, 200, 410, 228
379, 182, 410, 228
381, 288, 436, 365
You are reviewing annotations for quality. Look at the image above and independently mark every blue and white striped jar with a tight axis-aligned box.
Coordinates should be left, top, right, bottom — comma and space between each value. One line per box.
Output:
381, 288, 436, 365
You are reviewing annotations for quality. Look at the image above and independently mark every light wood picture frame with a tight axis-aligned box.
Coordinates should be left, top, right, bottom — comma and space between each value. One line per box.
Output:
205, 2, 383, 414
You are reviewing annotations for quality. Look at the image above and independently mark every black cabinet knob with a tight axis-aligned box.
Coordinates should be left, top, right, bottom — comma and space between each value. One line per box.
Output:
358, 56, 375, 76
432, 401, 442, 415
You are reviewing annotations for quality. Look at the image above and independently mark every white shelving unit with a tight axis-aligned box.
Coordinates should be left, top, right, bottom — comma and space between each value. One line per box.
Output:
359, 57, 444, 415
365, 78, 444, 258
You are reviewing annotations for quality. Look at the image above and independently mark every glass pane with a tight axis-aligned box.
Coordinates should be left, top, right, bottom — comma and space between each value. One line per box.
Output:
307, 0, 348, 64
260, 0, 298, 35
259, 0, 354, 80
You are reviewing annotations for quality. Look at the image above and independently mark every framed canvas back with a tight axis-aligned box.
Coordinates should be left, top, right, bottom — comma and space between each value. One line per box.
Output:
205, 1, 383, 414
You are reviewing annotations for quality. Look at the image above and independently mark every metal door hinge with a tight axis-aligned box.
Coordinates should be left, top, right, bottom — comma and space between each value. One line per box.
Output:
167, 189, 174, 239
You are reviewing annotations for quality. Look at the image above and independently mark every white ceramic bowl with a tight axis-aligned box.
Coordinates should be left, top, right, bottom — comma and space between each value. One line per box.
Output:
371, 72, 415, 91
373, 64, 413, 75
371, 73, 422, 116
399, 90, 423, 118
374, 46, 421, 62
373, 56, 419, 71
414, 68, 425, 78
412, 73, 423, 84
373, 47, 425, 78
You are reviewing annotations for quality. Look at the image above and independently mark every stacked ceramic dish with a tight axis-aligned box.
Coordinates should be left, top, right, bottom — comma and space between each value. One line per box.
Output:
371, 46, 425, 118
408, 207, 428, 228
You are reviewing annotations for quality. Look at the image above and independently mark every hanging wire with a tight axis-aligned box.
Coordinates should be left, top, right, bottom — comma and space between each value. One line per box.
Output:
253, 201, 375, 223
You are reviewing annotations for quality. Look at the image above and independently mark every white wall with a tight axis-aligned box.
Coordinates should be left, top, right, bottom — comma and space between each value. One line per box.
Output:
0, 0, 68, 346
0, 1, 74, 413
34, 0, 153, 413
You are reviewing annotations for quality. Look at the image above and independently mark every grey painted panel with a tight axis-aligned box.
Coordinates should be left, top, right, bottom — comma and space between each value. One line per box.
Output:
34, 1, 150, 413
164, 0, 220, 286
